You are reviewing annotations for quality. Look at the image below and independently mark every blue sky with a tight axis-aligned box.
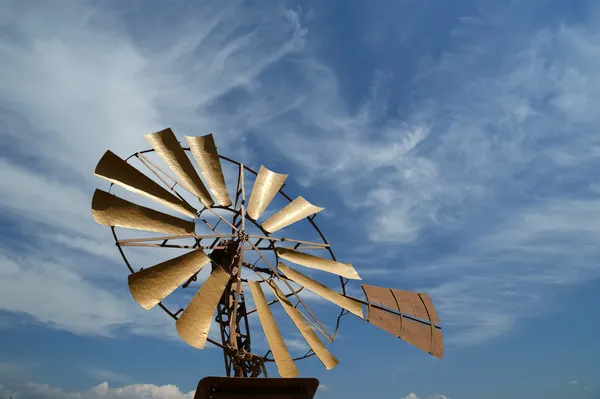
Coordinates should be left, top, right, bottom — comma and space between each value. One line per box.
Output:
1, 0, 600, 398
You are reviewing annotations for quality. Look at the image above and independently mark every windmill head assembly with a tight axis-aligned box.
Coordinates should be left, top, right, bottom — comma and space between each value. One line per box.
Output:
91, 128, 444, 398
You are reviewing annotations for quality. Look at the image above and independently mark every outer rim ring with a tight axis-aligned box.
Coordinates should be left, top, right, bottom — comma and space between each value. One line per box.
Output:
104, 146, 350, 363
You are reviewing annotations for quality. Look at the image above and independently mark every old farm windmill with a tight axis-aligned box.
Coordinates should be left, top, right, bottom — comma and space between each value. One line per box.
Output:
91, 129, 443, 398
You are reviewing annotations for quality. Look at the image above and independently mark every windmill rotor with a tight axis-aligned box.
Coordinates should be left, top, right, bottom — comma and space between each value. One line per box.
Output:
91, 127, 444, 383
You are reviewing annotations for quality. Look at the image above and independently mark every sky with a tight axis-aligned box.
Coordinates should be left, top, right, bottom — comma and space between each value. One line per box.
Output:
0, 0, 599, 398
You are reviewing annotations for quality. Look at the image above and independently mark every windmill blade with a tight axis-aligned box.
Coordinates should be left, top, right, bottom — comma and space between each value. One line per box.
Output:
91, 189, 195, 235
145, 128, 214, 207
276, 248, 361, 280
94, 150, 197, 218
361, 284, 443, 359
185, 134, 232, 207
361, 284, 440, 325
266, 280, 339, 370
278, 263, 363, 318
128, 249, 211, 310
176, 267, 231, 350
262, 196, 324, 233
246, 166, 287, 220
248, 281, 299, 378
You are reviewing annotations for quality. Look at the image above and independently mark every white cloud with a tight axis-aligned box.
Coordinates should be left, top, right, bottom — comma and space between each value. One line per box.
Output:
0, 0, 306, 341
0, 381, 195, 399
253, 4, 600, 346
400, 394, 449, 399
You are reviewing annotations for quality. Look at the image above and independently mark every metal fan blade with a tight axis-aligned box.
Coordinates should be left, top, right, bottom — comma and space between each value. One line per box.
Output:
266, 280, 339, 370
145, 128, 214, 207
128, 249, 211, 310
276, 248, 361, 280
185, 135, 232, 207
262, 196, 324, 233
248, 281, 299, 378
91, 189, 195, 235
176, 267, 231, 350
361, 285, 443, 359
246, 166, 288, 220
278, 263, 364, 318
94, 150, 196, 218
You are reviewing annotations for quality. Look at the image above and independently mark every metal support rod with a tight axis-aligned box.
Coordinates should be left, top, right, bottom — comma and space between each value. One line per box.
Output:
248, 234, 330, 248
246, 239, 334, 343
343, 295, 443, 329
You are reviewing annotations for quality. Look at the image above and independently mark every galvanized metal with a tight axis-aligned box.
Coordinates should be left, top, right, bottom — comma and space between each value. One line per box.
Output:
95, 150, 197, 218
91, 189, 195, 235
276, 248, 362, 280
262, 196, 324, 233
128, 249, 211, 310
145, 128, 214, 207
185, 134, 232, 207
246, 165, 287, 220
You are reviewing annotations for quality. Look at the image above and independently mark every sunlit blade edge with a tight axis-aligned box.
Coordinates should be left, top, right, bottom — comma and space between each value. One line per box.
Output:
248, 281, 299, 378
144, 128, 214, 207
185, 135, 232, 207
246, 165, 287, 220
276, 248, 361, 280
266, 280, 339, 370
95, 150, 197, 218
176, 267, 231, 350
262, 196, 324, 233
91, 189, 195, 235
278, 263, 364, 318
128, 249, 211, 310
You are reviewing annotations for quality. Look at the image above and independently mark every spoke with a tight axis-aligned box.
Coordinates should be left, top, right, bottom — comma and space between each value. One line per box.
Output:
137, 152, 237, 233
202, 205, 239, 232
245, 239, 333, 343
240, 164, 246, 231
229, 167, 246, 355
248, 245, 327, 251
136, 152, 192, 202
118, 243, 226, 249
118, 233, 230, 244
244, 286, 304, 316
247, 234, 330, 248
252, 269, 330, 341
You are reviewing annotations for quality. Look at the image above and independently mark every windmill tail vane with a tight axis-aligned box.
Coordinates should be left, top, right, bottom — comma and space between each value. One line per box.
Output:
90, 127, 443, 395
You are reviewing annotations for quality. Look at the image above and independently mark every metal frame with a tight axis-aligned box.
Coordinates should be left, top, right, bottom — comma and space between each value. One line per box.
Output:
106, 146, 351, 377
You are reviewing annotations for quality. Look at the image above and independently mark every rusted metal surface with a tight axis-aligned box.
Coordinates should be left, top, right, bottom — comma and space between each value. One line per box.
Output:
194, 377, 319, 399
361, 284, 444, 359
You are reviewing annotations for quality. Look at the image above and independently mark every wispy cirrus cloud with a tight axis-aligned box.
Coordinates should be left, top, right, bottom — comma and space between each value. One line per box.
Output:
0, 0, 306, 339
253, 3, 600, 345
2, 0, 600, 368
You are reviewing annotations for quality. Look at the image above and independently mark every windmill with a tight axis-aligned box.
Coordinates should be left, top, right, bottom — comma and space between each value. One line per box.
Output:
91, 128, 443, 398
